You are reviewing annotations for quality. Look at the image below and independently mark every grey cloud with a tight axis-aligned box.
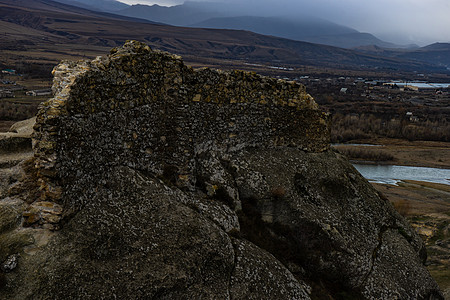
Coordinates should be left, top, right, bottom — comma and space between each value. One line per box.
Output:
120, 0, 184, 5
207, 0, 450, 44
120, 0, 450, 45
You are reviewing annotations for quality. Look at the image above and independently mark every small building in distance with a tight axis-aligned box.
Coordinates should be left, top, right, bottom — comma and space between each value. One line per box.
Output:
0, 89, 14, 98
26, 89, 52, 97
1, 69, 16, 75
1, 80, 15, 84
406, 112, 419, 122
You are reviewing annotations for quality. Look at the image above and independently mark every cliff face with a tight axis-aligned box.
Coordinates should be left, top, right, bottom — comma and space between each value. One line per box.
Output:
0, 41, 443, 299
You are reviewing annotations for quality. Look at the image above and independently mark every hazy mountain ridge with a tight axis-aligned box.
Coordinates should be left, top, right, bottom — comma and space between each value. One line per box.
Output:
50, 0, 449, 53
190, 16, 357, 37
422, 42, 450, 51
117, 2, 223, 26
0, 0, 158, 25
354, 43, 450, 68
52, 0, 129, 12
113, 1, 403, 49
190, 16, 397, 49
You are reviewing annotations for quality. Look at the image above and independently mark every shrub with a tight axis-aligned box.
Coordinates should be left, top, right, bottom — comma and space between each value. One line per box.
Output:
331, 113, 450, 143
337, 147, 394, 161
0, 102, 39, 121
393, 199, 411, 217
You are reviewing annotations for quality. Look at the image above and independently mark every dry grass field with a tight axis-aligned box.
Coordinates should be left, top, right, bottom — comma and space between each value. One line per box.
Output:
334, 139, 450, 169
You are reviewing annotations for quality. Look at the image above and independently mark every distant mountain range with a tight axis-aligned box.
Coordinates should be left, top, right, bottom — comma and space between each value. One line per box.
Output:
117, 2, 221, 26
354, 43, 450, 68
47, 0, 450, 62
115, 2, 401, 49
52, 0, 402, 49
190, 16, 399, 49
0, 0, 448, 73
53, 0, 129, 12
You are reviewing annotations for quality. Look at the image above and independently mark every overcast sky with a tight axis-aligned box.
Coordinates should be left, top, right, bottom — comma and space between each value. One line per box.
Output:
119, 0, 450, 45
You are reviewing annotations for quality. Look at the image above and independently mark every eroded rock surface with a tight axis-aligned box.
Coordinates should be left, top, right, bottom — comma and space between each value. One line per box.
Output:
0, 41, 443, 299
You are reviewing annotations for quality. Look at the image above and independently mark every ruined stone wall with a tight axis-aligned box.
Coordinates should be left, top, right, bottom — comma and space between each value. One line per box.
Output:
33, 41, 329, 213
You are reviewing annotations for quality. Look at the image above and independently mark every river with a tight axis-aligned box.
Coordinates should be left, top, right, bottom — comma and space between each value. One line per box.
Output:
353, 164, 450, 186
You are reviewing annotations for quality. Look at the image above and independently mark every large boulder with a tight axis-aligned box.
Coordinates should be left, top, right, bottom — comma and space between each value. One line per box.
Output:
0, 41, 443, 299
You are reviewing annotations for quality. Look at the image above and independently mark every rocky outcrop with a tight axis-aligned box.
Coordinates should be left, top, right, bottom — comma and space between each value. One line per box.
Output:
0, 41, 443, 299
32, 41, 327, 210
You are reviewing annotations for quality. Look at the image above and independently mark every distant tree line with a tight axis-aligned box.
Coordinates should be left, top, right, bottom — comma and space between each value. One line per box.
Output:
331, 113, 450, 142
0, 102, 39, 121
14, 62, 54, 79
336, 146, 394, 161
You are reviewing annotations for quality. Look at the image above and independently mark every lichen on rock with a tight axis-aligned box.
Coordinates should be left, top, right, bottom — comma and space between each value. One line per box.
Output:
0, 41, 443, 299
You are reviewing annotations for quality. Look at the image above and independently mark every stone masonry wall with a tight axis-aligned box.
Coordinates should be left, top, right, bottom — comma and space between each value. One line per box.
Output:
32, 40, 330, 217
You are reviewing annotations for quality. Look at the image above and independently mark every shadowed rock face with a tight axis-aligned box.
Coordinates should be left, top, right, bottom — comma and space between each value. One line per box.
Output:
0, 41, 443, 299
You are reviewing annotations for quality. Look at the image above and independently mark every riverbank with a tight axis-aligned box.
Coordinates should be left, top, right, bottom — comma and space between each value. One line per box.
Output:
334, 138, 450, 169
